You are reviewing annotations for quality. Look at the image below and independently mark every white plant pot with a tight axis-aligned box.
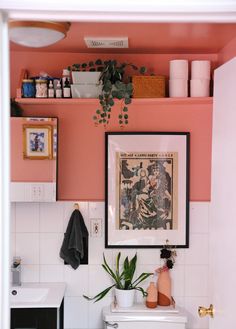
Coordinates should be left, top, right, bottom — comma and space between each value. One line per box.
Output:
71, 71, 101, 84
71, 72, 102, 98
115, 288, 135, 308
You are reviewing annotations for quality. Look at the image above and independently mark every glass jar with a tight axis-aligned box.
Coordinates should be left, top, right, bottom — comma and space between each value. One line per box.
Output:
22, 79, 35, 98
35, 79, 48, 98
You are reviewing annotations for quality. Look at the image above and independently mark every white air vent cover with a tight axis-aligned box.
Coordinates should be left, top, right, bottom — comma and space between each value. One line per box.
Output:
84, 37, 128, 48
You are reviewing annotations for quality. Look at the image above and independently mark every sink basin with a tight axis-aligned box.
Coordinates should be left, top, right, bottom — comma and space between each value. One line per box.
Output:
10, 282, 66, 308
10, 287, 48, 303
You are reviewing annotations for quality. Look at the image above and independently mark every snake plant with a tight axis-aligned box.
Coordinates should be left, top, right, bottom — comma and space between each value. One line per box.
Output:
83, 252, 153, 302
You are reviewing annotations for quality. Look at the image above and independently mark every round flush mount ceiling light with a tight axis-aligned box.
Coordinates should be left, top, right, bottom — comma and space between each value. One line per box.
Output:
9, 21, 70, 48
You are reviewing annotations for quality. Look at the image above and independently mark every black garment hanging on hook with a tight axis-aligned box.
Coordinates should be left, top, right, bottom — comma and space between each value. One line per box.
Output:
60, 209, 89, 269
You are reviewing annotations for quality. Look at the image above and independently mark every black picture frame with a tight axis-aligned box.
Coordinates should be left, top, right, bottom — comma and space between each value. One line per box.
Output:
105, 132, 190, 248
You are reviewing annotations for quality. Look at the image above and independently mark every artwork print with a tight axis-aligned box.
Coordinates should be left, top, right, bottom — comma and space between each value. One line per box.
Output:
29, 131, 45, 152
117, 152, 178, 231
23, 125, 52, 159
105, 132, 189, 248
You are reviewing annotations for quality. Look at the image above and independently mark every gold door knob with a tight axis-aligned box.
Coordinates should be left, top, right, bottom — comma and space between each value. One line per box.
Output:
198, 304, 214, 318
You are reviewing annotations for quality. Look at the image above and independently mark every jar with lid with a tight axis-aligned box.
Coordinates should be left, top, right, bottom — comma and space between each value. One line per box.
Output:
22, 79, 35, 98
35, 79, 48, 98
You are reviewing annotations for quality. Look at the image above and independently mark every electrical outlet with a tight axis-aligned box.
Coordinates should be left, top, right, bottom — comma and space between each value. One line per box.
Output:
31, 184, 43, 201
90, 218, 102, 238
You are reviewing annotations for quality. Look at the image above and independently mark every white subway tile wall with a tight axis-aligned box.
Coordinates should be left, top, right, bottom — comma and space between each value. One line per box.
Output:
11, 201, 209, 329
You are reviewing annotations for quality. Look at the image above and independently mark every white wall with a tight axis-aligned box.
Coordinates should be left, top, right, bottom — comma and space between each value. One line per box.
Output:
3, 0, 236, 23
10, 201, 209, 329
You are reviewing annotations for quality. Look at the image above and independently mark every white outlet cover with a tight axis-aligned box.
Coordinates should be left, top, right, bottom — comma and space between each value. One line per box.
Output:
90, 218, 102, 238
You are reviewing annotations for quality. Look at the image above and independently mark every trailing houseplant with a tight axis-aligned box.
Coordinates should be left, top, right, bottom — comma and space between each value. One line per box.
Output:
69, 59, 147, 126
95, 60, 147, 126
83, 252, 153, 306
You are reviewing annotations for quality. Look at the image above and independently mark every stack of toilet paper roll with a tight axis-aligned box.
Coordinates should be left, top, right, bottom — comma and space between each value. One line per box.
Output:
169, 60, 188, 97
190, 60, 211, 97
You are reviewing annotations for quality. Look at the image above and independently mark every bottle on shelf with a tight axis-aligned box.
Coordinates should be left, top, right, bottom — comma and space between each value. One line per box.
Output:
48, 80, 55, 98
62, 68, 71, 87
146, 275, 158, 308
157, 266, 172, 306
63, 77, 71, 98
55, 80, 62, 98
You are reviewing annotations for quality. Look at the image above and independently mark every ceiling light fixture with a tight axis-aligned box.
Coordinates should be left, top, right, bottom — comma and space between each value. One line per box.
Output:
9, 21, 70, 48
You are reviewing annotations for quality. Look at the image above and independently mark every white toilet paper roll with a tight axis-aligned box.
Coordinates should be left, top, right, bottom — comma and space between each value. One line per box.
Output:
170, 60, 188, 79
191, 60, 211, 79
190, 79, 210, 97
169, 79, 188, 97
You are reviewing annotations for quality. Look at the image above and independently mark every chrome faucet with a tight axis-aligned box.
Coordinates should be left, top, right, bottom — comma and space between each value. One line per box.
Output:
11, 256, 21, 286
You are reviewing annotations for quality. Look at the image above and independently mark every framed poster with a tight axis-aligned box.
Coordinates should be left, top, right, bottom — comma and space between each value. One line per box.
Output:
105, 132, 190, 248
23, 125, 52, 159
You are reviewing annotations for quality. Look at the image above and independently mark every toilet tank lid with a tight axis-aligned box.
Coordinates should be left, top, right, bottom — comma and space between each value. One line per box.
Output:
102, 306, 188, 323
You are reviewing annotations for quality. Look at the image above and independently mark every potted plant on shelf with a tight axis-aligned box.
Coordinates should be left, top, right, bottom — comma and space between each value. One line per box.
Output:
69, 59, 147, 126
83, 252, 153, 308
68, 60, 104, 98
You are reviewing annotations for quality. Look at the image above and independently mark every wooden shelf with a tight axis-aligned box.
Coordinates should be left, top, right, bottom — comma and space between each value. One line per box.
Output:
15, 97, 213, 106
15, 98, 99, 105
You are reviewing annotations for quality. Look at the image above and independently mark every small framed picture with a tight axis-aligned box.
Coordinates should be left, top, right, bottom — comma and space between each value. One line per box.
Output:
23, 125, 52, 159
105, 132, 190, 248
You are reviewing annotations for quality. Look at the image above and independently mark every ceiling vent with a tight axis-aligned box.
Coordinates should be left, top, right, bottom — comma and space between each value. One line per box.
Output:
84, 37, 128, 48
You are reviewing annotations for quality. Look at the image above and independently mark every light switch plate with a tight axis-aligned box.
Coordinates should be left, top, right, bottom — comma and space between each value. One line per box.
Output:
90, 218, 102, 237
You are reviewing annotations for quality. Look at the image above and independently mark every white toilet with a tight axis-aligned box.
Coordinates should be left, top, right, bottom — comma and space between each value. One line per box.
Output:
103, 305, 188, 329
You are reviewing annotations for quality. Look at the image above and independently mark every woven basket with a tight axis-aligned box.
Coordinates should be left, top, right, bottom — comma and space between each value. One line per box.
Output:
132, 75, 166, 98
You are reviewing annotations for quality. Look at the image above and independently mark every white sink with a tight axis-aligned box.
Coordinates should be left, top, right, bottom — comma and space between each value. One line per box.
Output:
10, 287, 48, 303
10, 282, 66, 308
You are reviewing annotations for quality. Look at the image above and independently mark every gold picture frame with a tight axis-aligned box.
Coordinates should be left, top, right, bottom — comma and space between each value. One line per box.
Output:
23, 125, 52, 159
52, 126, 57, 159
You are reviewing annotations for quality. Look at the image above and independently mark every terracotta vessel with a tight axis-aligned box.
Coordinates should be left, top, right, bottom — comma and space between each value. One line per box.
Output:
146, 282, 158, 308
157, 266, 172, 306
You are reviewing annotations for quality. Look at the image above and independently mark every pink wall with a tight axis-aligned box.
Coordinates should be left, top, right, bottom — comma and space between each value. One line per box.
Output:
218, 36, 236, 65
11, 118, 56, 182
11, 52, 215, 201
19, 102, 212, 201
